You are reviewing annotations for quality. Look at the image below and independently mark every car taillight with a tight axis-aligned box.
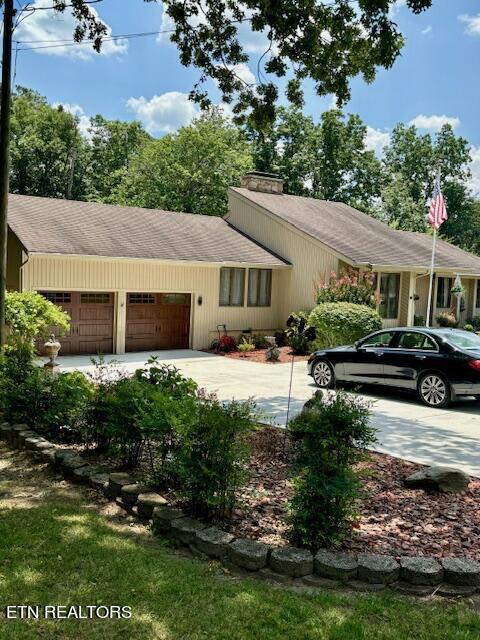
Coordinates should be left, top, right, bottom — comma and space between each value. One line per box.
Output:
468, 359, 480, 373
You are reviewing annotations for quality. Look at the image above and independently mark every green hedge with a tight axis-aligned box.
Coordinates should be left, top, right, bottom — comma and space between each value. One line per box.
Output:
308, 302, 382, 349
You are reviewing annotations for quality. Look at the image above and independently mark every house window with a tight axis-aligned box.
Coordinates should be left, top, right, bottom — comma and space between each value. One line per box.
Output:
161, 293, 189, 305
436, 277, 453, 309
476, 280, 480, 309
379, 273, 400, 319
248, 269, 272, 307
219, 268, 245, 306
128, 293, 156, 304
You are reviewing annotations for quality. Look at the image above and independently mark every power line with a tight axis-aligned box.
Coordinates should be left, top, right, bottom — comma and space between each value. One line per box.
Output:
15, 29, 173, 51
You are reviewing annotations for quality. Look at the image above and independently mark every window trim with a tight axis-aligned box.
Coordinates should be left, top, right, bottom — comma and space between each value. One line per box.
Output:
219, 267, 245, 307
436, 277, 453, 310
247, 268, 272, 308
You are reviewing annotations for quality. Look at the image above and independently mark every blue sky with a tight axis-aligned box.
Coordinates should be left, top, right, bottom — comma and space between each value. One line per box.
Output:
11, 0, 480, 191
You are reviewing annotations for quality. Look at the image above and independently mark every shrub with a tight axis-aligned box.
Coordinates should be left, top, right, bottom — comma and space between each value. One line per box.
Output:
211, 334, 237, 353
309, 302, 382, 349
315, 268, 379, 308
285, 312, 317, 355
436, 312, 457, 328
470, 316, 480, 331
5, 290, 70, 351
175, 394, 257, 520
274, 329, 287, 347
265, 345, 280, 362
464, 324, 474, 332
414, 315, 425, 327
251, 334, 269, 349
238, 337, 255, 356
287, 391, 376, 549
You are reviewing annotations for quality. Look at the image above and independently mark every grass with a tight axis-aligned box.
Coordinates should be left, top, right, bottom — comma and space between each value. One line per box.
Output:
0, 446, 479, 639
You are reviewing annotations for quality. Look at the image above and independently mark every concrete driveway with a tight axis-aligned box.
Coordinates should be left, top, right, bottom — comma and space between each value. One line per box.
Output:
55, 349, 480, 477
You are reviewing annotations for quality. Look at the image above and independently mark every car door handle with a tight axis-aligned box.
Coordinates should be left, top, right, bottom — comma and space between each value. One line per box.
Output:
415, 355, 427, 360
375, 351, 384, 356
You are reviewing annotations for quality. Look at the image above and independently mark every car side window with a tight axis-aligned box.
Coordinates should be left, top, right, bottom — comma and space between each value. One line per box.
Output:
397, 332, 437, 351
360, 332, 395, 348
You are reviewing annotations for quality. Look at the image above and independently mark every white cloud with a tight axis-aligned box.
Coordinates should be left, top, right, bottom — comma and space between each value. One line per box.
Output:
53, 102, 91, 138
365, 126, 391, 157
228, 63, 256, 86
409, 114, 460, 132
126, 92, 199, 134
15, 0, 128, 59
468, 146, 480, 197
421, 25, 432, 35
458, 14, 480, 36
389, 0, 407, 19
158, 2, 272, 54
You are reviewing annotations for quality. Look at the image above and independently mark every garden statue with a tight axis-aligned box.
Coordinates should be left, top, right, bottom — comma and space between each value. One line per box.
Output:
43, 333, 61, 374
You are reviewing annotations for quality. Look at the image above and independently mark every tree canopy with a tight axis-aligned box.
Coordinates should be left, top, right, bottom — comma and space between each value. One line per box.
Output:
48, 0, 433, 128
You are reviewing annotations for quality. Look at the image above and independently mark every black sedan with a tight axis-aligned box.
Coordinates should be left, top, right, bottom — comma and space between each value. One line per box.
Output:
307, 327, 480, 408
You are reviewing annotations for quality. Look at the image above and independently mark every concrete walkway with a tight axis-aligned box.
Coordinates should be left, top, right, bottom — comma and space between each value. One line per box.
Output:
54, 349, 480, 478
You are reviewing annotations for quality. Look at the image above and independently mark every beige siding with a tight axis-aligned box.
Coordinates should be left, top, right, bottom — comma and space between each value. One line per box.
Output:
414, 274, 430, 323
7, 231, 24, 291
22, 254, 288, 351
398, 272, 410, 325
227, 191, 340, 318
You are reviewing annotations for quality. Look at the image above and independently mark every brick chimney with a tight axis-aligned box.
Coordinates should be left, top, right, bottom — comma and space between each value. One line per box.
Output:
240, 171, 283, 194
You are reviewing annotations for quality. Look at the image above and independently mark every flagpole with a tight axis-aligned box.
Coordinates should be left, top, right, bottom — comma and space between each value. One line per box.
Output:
425, 227, 437, 328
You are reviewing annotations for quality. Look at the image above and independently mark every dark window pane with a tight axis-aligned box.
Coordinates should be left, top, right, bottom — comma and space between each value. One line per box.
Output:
379, 274, 400, 319
80, 293, 111, 304
128, 293, 155, 304
41, 291, 71, 305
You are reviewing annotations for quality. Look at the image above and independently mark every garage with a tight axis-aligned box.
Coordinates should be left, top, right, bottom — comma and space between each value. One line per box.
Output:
39, 291, 114, 355
126, 292, 191, 352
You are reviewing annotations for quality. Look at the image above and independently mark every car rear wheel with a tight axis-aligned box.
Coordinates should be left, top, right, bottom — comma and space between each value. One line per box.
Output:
312, 359, 335, 389
418, 372, 451, 408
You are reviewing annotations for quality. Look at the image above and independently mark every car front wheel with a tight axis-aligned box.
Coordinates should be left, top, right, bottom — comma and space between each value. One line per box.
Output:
418, 372, 451, 408
312, 359, 335, 389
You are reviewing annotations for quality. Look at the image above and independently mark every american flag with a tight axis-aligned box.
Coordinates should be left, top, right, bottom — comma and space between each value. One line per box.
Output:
427, 174, 448, 230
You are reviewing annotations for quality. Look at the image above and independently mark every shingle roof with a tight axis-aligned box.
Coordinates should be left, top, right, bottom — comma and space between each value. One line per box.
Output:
231, 188, 480, 273
7, 193, 288, 266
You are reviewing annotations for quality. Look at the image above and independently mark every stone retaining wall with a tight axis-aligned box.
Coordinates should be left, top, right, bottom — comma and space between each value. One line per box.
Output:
2, 421, 480, 598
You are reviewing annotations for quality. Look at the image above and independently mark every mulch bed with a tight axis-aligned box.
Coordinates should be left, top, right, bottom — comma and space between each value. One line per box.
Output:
205, 345, 310, 364
227, 427, 480, 560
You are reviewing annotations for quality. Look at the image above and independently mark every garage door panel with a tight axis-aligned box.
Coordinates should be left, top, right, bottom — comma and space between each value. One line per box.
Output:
126, 292, 190, 352
38, 291, 114, 355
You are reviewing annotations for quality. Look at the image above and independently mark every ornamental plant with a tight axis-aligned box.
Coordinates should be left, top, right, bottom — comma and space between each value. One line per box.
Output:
238, 337, 255, 356
5, 290, 70, 351
309, 302, 382, 349
287, 390, 376, 549
315, 268, 380, 309
211, 334, 237, 353
285, 312, 317, 355
436, 312, 458, 328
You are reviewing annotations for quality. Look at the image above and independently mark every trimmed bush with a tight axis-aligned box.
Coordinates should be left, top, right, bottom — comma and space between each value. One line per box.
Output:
287, 391, 376, 549
309, 302, 382, 349
436, 312, 457, 328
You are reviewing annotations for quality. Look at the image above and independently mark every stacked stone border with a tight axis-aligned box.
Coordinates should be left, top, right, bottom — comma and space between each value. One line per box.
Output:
2, 421, 480, 599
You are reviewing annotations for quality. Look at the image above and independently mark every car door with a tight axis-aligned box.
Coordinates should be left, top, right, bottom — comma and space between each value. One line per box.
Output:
381, 331, 440, 389
342, 331, 396, 384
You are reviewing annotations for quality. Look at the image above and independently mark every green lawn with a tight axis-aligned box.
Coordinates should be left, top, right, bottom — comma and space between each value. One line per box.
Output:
0, 447, 479, 640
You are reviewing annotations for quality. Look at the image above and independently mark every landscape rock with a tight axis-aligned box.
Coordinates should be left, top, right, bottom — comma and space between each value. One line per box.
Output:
107, 473, 136, 498
36, 448, 57, 464
390, 582, 435, 597
61, 455, 89, 478
404, 466, 470, 493
436, 583, 477, 597
9, 424, 30, 446
269, 547, 314, 578
315, 550, 358, 581
0, 423, 12, 440
17, 431, 36, 447
228, 538, 270, 571
301, 574, 339, 590
442, 557, 480, 586
121, 483, 152, 506
152, 505, 184, 533
137, 493, 168, 520
72, 466, 102, 485
171, 517, 207, 546
194, 527, 234, 558
90, 473, 110, 491
24, 436, 48, 451
400, 556, 443, 585
357, 554, 399, 584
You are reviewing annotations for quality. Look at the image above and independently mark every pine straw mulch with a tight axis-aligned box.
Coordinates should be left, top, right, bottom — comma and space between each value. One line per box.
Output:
227, 427, 480, 560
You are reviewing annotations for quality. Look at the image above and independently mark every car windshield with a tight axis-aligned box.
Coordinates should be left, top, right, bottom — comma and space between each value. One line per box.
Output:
443, 331, 480, 351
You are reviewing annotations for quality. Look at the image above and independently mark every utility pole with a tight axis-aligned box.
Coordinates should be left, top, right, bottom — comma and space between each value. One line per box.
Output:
0, 0, 14, 350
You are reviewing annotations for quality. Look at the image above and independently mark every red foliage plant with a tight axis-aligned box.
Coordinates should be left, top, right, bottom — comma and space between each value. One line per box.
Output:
315, 267, 381, 309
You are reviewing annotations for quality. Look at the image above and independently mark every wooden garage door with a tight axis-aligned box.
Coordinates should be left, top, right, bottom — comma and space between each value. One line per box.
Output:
126, 293, 191, 352
39, 291, 114, 355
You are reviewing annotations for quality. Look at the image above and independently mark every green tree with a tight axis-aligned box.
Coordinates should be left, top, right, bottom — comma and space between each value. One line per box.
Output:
10, 88, 86, 199
250, 107, 383, 211
112, 111, 253, 216
377, 173, 427, 232
84, 115, 151, 202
